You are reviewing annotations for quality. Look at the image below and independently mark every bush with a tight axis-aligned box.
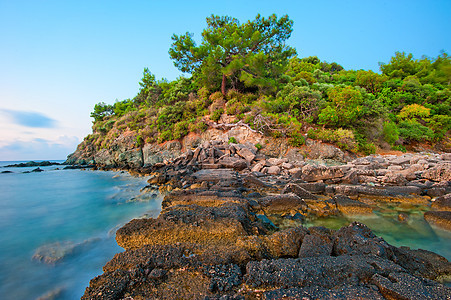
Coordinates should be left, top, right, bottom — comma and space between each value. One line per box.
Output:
255, 143, 262, 150
173, 120, 189, 139
135, 135, 144, 147
398, 120, 434, 141
392, 145, 407, 152
288, 132, 305, 147
158, 130, 173, 143
382, 121, 399, 145
210, 108, 224, 122
307, 128, 357, 151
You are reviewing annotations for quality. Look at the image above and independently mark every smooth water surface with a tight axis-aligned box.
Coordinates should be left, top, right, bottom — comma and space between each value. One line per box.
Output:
305, 203, 451, 261
0, 161, 161, 299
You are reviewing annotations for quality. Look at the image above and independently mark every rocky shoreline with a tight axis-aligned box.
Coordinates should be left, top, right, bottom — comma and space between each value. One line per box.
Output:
74, 137, 451, 299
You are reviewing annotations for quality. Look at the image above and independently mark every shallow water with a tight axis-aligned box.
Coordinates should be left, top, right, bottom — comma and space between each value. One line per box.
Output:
304, 203, 451, 261
0, 161, 161, 299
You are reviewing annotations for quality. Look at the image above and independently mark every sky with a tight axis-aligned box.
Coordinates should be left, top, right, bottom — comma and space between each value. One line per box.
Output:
0, 0, 449, 160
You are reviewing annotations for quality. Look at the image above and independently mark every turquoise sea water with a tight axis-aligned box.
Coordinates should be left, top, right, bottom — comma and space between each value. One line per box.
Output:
0, 161, 161, 299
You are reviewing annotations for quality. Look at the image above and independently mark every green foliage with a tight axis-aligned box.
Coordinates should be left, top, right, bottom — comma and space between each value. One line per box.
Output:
307, 128, 357, 151
169, 14, 295, 94
397, 104, 431, 120
228, 136, 237, 144
210, 108, 224, 122
382, 121, 399, 145
288, 132, 305, 147
157, 102, 185, 131
318, 86, 364, 127
158, 130, 173, 143
398, 120, 434, 141
91, 102, 113, 122
255, 143, 262, 150
392, 145, 407, 152
135, 135, 144, 147
173, 120, 189, 139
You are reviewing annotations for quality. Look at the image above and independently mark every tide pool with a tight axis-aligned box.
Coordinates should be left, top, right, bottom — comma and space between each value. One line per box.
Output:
0, 162, 161, 299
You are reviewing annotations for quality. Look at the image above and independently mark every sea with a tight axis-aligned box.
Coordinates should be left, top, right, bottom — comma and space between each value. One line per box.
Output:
0, 161, 162, 299
1, 161, 451, 299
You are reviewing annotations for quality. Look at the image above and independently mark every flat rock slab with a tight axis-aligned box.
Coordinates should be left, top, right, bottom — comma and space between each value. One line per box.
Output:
333, 194, 373, 215
162, 189, 244, 208
116, 204, 259, 250
301, 165, 344, 182
191, 169, 237, 182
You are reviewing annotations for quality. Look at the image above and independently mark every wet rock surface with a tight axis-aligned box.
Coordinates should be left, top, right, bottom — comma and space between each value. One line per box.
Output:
80, 141, 451, 299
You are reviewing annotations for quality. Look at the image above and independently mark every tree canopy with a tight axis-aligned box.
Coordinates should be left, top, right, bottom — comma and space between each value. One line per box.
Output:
169, 14, 295, 94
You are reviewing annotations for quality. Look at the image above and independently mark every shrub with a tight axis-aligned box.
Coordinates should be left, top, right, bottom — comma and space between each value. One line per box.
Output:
255, 143, 262, 150
210, 108, 224, 122
135, 135, 144, 147
397, 104, 430, 120
228, 136, 237, 144
158, 130, 173, 143
288, 132, 305, 147
173, 120, 189, 139
398, 120, 434, 141
382, 121, 399, 145
392, 145, 407, 152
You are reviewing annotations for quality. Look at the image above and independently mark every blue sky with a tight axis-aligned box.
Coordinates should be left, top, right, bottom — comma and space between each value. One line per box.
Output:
0, 0, 449, 160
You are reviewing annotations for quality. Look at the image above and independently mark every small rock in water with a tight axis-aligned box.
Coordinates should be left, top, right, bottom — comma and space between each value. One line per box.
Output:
398, 212, 408, 222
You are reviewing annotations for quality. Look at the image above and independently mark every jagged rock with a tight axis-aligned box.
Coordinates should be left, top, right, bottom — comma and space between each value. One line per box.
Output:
332, 194, 373, 215
237, 147, 255, 164
298, 227, 333, 258
424, 211, 451, 231
333, 222, 393, 259
267, 158, 287, 166
263, 286, 384, 300
432, 193, 451, 211
381, 172, 408, 185
281, 183, 317, 200
391, 246, 451, 280
251, 162, 264, 173
301, 165, 344, 182
371, 272, 451, 300
422, 163, 451, 182
245, 255, 404, 290
265, 227, 307, 258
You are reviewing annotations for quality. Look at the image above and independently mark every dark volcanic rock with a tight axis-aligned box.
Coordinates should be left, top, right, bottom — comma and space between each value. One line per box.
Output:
333, 222, 394, 259
371, 272, 451, 300
263, 286, 384, 300
298, 227, 334, 258
245, 255, 404, 290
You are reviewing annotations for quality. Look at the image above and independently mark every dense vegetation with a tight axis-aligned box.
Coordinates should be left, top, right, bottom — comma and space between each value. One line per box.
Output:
87, 14, 450, 154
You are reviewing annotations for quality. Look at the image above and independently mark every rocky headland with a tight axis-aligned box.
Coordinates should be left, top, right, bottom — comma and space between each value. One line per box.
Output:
67, 127, 451, 299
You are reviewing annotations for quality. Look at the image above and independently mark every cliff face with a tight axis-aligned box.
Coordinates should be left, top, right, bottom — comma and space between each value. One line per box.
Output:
66, 125, 351, 169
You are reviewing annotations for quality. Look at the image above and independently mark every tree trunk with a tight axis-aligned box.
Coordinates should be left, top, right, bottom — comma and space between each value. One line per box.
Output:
221, 74, 227, 95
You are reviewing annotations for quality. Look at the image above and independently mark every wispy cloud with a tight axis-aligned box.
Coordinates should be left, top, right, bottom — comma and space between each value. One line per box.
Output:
1, 109, 57, 128
0, 136, 80, 161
